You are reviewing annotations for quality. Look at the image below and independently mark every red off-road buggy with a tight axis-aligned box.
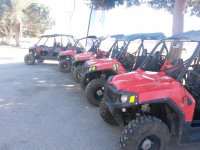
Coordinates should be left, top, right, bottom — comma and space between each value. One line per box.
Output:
72, 34, 124, 83
80, 33, 165, 106
58, 36, 98, 73
100, 30, 200, 150
24, 34, 77, 65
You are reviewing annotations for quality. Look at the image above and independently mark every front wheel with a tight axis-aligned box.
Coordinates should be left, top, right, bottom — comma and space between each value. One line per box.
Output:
85, 78, 106, 107
73, 65, 82, 83
119, 116, 169, 150
24, 54, 35, 65
99, 100, 117, 125
59, 59, 71, 73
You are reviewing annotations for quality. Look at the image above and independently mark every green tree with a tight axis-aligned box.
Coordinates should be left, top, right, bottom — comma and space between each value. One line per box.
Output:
0, 0, 54, 46
22, 3, 54, 37
86, 0, 200, 61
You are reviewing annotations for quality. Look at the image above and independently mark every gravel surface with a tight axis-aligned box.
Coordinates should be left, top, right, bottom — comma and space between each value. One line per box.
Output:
0, 46, 199, 150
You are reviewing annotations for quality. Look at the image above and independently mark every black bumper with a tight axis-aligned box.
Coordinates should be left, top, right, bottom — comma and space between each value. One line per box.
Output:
104, 96, 125, 126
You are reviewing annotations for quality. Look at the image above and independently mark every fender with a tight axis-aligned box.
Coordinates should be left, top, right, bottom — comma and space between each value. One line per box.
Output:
140, 98, 191, 144
73, 60, 86, 68
74, 52, 95, 61
84, 69, 118, 82
85, 58, 127, 74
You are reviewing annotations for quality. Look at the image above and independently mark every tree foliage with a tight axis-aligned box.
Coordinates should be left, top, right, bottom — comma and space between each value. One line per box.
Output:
0, 0, 54, 45
87, 0, 200, 17
22, 3, 54, 37
87, 0, 200, 61
87, 0, 141, 10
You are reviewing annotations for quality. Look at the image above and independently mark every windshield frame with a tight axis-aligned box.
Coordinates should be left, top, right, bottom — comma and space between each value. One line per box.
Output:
177, 42, 200, 82
140, 39, 200, 82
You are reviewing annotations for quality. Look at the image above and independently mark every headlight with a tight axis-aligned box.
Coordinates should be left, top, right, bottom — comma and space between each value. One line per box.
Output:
89, 66, 96, 71
120, 95, 128, 103
120, 95, 136, 103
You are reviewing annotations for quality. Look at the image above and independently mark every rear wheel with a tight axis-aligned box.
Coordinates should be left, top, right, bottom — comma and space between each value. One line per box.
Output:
59, 59, 71, 73
85, 78, 106, 107
99, 100, 117, 125
24, 54, 35, 65
73, 65, 82, 83
119, 116, 169, 150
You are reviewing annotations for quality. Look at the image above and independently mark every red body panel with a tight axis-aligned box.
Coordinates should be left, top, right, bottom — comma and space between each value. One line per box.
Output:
60, 50, 77, 56
85, 58, 127, 74
74, 52, 96, 61
160, 60, 173, 70
110, 69, 195, 121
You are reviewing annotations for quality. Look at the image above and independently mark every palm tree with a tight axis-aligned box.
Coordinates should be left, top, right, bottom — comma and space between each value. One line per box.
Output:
1, 0, 36, 46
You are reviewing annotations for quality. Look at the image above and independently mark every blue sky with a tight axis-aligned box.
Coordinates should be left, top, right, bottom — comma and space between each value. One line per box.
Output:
41, 0, 200, 38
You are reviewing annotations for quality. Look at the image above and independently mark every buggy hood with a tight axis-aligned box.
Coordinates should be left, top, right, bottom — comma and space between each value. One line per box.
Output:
74, 52, 95, 61
110, 70, 178, 95
59, 50, 76, 56
85, 58, 120, 70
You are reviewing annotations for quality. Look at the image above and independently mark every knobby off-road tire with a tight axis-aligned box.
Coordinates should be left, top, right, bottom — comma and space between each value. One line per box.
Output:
79, 77, 86, 90
85, 78, 106, 107
73, 65, 82, 83
24, 54, 35, 65
99, 100, 117, 125
119, 116, 169, 150
59, 59, 71, 73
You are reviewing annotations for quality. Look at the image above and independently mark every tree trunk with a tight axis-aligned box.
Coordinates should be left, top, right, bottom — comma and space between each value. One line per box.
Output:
167, 0, 187, 62
14, 22, 20, 47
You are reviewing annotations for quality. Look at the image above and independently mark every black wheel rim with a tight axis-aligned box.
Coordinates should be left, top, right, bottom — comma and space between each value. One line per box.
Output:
93, 87, 104, 101
27, 57, 32, 63
138, 135, 160, 150
62, 63, 67, 69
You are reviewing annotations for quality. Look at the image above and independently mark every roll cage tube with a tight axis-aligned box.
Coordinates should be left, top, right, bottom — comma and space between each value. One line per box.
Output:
110, 41, 121, 58
117, 37, 160, 63
93, 36, 120, 56
115, 41, 130, 61
116, 39, 146, 66
36, 37, 42, 46
177, 43, 200, 82
131, 40, 145, 56
89, 39, 101, 53
164, 59, 189, 80
140, 41, 169, 70
73, 38, 87, 52
37, 37, 49, 46
105, 41, 119, 58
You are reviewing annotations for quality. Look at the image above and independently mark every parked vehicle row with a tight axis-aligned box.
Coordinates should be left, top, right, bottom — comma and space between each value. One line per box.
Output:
24, 30, 200, 150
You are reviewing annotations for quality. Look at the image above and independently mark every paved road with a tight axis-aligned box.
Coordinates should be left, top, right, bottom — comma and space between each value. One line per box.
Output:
0, 46, 199, 150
